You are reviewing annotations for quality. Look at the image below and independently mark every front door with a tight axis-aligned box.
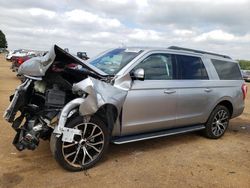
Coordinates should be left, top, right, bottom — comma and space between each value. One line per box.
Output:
121, 53, 177, 136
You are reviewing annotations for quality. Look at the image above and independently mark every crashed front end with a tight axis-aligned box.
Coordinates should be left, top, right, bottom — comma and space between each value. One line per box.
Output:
3, 45, 132, 152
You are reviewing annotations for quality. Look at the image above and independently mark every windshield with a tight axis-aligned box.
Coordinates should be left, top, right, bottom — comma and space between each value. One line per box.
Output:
88, 48, 142, 75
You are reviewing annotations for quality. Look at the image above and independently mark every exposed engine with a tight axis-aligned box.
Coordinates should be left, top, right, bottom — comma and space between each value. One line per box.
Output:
4, 45, 107, 152
12, 77, 72, 151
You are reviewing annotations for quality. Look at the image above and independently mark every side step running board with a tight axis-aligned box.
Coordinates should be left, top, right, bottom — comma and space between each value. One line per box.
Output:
112, 125, 205, 144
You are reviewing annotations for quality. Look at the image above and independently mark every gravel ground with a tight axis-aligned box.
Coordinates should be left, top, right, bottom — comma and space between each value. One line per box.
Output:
0, 54, 249, 188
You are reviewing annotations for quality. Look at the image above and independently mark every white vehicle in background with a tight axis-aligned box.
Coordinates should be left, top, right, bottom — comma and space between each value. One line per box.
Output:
6, 50, 16, 60
6, 49, 27, 61
241, 70, 250, 82
6, 49, 45, 61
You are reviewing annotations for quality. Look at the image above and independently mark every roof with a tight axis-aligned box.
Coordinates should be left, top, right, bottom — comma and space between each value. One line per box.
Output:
124, 46, 232, 60
168, 46, 231, 59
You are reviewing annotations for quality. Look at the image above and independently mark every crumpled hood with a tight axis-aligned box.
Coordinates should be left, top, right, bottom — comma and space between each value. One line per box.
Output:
18, 45, 107, 77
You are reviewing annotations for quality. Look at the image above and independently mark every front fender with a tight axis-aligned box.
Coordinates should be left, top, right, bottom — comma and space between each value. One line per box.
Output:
53, 77, 129, 143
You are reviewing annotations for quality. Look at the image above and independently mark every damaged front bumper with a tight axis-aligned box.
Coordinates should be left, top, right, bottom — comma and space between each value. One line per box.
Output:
3, 79, 32, 123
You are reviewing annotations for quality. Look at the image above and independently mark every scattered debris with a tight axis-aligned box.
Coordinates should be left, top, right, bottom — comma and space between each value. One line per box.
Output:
131, 151, 144, 157
83, 170, 91, 178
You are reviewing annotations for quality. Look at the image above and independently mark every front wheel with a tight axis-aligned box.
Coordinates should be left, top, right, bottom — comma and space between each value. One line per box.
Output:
204, 105, 230, 139
51, 116, 109, 171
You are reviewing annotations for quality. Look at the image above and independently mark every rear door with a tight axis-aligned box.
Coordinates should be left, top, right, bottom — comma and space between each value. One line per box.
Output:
174, 54, 210, 126
121, 53, 178, 135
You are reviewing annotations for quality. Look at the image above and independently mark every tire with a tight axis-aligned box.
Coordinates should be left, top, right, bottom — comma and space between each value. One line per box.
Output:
51, 116, 109, 171
204, 105, 230, 139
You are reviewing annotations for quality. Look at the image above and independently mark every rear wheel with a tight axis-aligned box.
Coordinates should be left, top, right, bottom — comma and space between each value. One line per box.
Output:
204, 105, 230, 139
52, 116, 109, 171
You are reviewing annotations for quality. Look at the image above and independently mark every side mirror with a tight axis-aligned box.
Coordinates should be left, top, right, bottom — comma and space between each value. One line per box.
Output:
132, 68, 145, 81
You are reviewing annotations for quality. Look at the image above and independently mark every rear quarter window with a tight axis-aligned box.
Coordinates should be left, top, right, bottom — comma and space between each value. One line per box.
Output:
211, 59, 242, 80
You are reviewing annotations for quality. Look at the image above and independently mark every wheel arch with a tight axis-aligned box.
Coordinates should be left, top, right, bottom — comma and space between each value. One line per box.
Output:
94, 103, 119, 135
216, 100, 233, 118
209, 98, 234, 120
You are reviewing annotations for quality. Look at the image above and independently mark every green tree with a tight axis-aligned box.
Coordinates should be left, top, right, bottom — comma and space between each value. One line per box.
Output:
0, 30, 8, 48
238, 60, 250, 70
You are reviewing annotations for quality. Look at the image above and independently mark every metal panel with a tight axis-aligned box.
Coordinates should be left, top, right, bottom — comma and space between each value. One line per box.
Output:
122, 80, 177, 135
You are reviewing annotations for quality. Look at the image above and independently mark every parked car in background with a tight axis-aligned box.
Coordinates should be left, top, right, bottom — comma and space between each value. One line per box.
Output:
0, 48, 7, 53
241, 70, 250, 82
6, 49, 23, 60
77, 51, 89, 60
11, 54, 36, 72
6, 49, 42, 61
5, 49, 27, 61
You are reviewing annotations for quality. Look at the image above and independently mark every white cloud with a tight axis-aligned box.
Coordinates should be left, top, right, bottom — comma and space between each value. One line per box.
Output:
194, 30, 235, 42
135, 0, 148, 7
173, 29, 195, 37
64, 9, 121, 28
28, 8, 56, 18
99, 0, 130, 4
91, 32, 112, 39
0, 0, 249, 59
128, 29, 161, 41
182, 0, 248, 3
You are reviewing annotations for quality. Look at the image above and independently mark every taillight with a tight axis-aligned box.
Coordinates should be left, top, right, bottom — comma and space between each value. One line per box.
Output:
17, 58, 23, 65
242, 83, 248, 100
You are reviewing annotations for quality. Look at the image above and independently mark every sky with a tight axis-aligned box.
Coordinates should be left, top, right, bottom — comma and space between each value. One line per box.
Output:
0, 0, 250, 59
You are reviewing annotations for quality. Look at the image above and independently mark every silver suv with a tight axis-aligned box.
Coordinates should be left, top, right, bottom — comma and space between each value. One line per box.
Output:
4, 45, 247, 171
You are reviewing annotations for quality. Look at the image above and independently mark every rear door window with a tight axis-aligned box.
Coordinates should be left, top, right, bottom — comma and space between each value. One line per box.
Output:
176, 55, 208, 80
211, 59, 242, 80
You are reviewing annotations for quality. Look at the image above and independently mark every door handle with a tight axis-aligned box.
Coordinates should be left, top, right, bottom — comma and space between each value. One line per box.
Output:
204, 88, 212, 93
164, 90, 176, 94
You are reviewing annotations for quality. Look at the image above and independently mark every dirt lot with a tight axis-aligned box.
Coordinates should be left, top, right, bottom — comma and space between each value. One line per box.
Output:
0, 54, 249, 188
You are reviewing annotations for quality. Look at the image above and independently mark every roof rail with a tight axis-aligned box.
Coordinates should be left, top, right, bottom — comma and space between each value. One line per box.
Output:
168, 46, 231, 59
